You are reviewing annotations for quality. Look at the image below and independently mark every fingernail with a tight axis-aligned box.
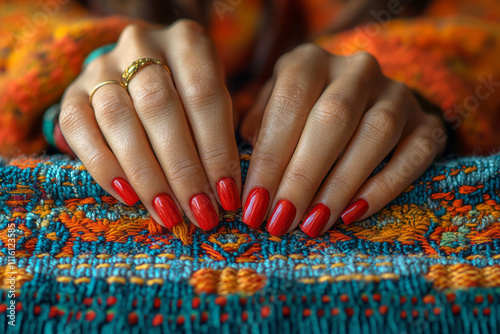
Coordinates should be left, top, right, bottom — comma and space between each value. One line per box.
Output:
266, 199, 296, 236
242, 188, 269, 228
153, 194, 182, 228
112, 178, 139, 206
216, 177, 241, 211
301, 203, 331, 238
190, 194, 219, 230
341, 199, 369, 225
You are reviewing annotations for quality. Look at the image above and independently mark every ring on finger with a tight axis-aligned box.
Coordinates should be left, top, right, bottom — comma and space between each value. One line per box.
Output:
121, 58, 171, 87
89, 80, 126, 105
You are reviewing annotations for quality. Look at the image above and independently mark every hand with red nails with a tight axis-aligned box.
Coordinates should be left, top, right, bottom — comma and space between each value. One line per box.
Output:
59, 21, 242, 230
240, 44, 448, 237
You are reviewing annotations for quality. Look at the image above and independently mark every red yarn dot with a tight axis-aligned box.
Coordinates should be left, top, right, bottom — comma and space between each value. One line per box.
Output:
49, 306, 59, 318
400, 297, 407, 304
484, 308, 491, 316
401, 311, 407, 319
317, 309, 325, 317
153, 313, 163, 327
106, 313, 114, 322
488, 294, 494, 304
321, 296, 330, 303
34, 305, 41, 315
220, 313, 229, 323
447, 293, 456, 303
192, 297, 200, 308
154, 298, 161, 308
76, 311, 82, 320
379, 306, 388, 315
261, 306, 271, 318
423, 295, 435, 304
475, 296, 484, 304
16, 303, 22, 312
201, 312, 208, 323
340, 294, 349, 303
345, 308, 354, 317
107, 296, 117, 306
303, 309, 311, 317
242, 311, 248, 322
361, 295, 368, 303
0, 304, 6, 313
411, 297, 418, 304
365, 309, 373, 317
278, 295, 287, 302
83, 298, 93, 306
373, 294, 381, 302
215, 297, 227, 307
129, 312, 138, 325
177, 315, 185, 325
412, 310, 419, 318
132, 299, 138, 308
452, 305, 461, 314
85, 311, 96, 321
177, 299, 183, 308
282, 306, 290, 316
433, 308, 441, 315
331, 308, 339, 316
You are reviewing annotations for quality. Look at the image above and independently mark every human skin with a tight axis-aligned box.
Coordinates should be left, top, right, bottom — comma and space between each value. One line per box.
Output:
60, 4, 446, 236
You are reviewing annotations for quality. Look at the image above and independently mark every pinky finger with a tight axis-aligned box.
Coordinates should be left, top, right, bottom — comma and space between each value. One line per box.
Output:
59, 93, 140, 207
342, 116, 447, 224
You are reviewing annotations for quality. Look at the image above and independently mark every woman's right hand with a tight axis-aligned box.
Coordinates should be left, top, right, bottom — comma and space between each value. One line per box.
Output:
59, 20, 241, 230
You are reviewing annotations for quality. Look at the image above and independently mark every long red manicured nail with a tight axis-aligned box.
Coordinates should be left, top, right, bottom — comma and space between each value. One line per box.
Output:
242, 188, 269, 228
153, 194, 182, 228
266, 200, 296, 236
301, 203, 331, 238
190, 194, 219, 230
341, 199, 369, 225
216, 177, 240, 211
112, 178, 139, 206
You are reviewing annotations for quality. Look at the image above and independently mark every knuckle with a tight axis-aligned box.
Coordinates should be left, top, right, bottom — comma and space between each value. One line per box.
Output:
166, 159, 203, 184
126, 162, 157, 186
170, 19, 205, 35
83, 150, 107, 172
371, 175, 396, 198
283, 167, 317, 192
269, 84, 310, 118
201, 146, 229, 170
253, 149, 283, 175
363, 108, 401, 145
412, 135, 436, 159
134, 78, 178, 115
327, 171, 355, 196
293, 43, 326, 57
315, 96, 354, 129
353, 51, 382, 75
182, 77, 228, 111
119, 24, 146, 43
93, 93, 129, 124
59, 102, 84, 134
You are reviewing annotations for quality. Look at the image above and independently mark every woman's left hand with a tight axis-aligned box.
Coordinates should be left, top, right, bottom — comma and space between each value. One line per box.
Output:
239, 44, 447, 237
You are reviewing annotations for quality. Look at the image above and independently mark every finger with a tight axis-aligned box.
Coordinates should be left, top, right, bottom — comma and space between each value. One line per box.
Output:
341, 114, 446, 224
59, 87, 140, 208
267, 59, 378, 236
118, 24, 219, 230
161, 20, 242, 211
241, 44, 330, 229
86, 67, 184, 229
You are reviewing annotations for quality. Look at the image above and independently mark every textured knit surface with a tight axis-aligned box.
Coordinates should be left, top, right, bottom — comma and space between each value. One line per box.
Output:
1, 152, 500, 333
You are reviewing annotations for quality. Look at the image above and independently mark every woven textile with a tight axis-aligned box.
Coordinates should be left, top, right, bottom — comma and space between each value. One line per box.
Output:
1, 151, 500, 333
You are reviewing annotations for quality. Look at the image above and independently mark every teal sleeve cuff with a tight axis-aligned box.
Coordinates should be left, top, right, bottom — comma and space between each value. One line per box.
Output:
82, 43, 116, 69
43, 103, 60, 147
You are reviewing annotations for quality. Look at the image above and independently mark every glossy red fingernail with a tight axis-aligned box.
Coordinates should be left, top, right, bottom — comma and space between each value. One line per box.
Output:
341, 199, 369, 225
217, 177, 241, 211
153, 194, 182, 228
112, 178, 139, 206
266, 200, 296, 236
301, 203, 331, 238
190, 194, 219, 230
242, 188, 269, 228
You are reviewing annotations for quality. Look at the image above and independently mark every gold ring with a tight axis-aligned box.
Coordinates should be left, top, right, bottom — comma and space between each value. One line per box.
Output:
121, 58, 171, 87
89, 80, 126, 105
